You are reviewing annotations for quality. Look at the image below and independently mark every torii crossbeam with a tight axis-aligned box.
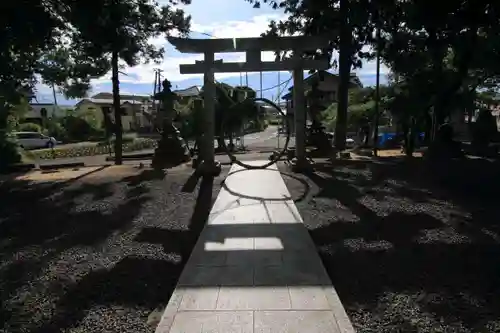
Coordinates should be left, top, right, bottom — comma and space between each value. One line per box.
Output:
168, 35, 332, 174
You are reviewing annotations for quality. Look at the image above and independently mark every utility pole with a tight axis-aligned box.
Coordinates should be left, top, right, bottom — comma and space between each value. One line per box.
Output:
153, 68, 164, 130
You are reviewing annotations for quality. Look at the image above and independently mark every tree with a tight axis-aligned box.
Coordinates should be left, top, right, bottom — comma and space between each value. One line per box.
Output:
321, 86, 391, 146
197, 83, 259, 151
68, 0, 191, 164
379, 1, 500, 141
0, 1, 112, 168
214, 83, 258, 151
246, 0, 379, 152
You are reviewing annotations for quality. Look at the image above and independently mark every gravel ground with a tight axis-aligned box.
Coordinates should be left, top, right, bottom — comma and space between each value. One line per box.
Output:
279, 158, 500, 333
0, 165, 229, 333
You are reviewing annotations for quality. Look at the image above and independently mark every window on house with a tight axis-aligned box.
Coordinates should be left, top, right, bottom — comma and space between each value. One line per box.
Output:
120, 107, 127, 115
40, 108, 47, 118
102, 106, 111, 114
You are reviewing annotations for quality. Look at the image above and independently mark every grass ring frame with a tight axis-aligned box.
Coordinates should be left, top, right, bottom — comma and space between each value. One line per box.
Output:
220, 97, 291, 170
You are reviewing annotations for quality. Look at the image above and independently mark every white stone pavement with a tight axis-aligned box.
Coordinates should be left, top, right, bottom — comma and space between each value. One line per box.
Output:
155, 161, 355, 333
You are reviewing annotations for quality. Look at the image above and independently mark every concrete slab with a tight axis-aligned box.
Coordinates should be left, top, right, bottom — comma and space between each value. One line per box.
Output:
155, 161, 355, 333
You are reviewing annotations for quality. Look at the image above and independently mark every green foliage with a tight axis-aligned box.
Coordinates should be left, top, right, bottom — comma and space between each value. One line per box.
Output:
96, 136, 135, 147
76, 107, 103, 130
320, 87, 390, 132
1, 0, 192, 166
44, 118, 67, 140
0, 136, 22, 172
18, 122, 43, 133
249, 0, 500, 151
29, 138, 157, 160
61, 116, 97, 142
68, 0, 191, 163
321, 103, 338, 132
198, 82, 260, 137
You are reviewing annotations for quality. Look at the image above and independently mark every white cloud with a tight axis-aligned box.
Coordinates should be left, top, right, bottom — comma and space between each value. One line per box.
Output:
92, 13, 287, 86
87, 13, 389, 90
190, 13, 284, 38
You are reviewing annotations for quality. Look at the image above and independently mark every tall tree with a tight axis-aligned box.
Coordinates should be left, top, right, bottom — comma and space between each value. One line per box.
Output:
67, 0, 191, 164
246, 0, 377, 151
1, 1, 111, 169
379, 1, 500, 140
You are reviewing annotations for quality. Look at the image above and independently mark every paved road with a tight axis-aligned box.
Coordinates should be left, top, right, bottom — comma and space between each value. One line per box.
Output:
239, 126, 294, 152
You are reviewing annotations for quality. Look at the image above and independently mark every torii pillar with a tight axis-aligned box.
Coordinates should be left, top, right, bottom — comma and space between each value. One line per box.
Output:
168, 36, 331, 175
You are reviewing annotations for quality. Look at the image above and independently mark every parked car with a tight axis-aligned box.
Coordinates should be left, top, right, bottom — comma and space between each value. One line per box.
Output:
346, 138, 355, 147
13, 132, 57, 150
327, 132, 356, 148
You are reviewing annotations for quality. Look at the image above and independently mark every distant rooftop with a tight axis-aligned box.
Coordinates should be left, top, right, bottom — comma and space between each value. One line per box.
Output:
281, 71, 362, 100
174, 85, 201, 97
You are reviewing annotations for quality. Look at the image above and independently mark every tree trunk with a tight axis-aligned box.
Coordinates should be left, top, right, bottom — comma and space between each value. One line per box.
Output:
112, 50, 123, 165
334, 0, 351, 152
228, 132, 234, 152
216, 137, 225, 151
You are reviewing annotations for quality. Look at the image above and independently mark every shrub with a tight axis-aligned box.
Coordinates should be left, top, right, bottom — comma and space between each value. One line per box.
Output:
62, 116, 94, 141
30, 138, 158, 160
96, 135, 135, 147
18, 122, 42, 133
44, 118, 67, 141
0, 135, 22, 172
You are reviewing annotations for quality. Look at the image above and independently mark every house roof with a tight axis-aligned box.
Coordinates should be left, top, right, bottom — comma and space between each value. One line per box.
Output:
84, 87, 201, 106
174, 85, 201, 97
281, 71, 362, 100
76, 98, 149, 107
91, 92, 152, 101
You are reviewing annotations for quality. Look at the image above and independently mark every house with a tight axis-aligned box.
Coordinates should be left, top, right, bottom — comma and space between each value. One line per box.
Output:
75, 86, 202, 132
174, 86, 201, 99
281, 71, 363, 131
281, 71, 362, 113
75, 95, 153, 131
25, 103, 71, 124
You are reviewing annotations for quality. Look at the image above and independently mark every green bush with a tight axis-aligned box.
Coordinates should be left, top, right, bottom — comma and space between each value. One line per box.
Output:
96, 136, 134, 147
62, 116, 96, 141
44, 118, 67, 141
30, 138, 158, 160
18, 122, 42, 133
267, 118, 282, 126
0, 135, 22, 172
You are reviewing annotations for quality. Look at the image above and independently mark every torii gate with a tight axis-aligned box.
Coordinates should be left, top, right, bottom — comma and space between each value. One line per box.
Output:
168, 35, 331, 175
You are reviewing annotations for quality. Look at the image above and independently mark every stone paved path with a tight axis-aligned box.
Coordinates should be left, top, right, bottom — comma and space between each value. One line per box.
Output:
155, 161, 355, 333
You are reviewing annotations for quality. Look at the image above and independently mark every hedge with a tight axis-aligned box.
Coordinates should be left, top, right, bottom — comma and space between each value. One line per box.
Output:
29, 138, 158, 160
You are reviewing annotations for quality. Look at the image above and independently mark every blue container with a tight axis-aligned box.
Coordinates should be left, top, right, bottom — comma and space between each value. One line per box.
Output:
378, 133, 396, 146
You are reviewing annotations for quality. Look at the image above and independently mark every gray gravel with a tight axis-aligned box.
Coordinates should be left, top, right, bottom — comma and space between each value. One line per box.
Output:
279, 158, 500, 333
0, 166, 229, 333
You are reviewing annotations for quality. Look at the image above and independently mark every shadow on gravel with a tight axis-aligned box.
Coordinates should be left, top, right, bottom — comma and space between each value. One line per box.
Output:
287, 157, 500, 332
122, 168, 167, 186
135, 176, 215, 259
30, 175, 218, 332
0, 167, 223, 332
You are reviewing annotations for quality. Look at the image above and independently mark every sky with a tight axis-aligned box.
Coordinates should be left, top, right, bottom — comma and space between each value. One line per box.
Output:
35, 0, 390, 105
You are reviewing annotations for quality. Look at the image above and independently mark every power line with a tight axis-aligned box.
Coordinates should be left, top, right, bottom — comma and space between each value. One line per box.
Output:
189, 30, 293, 98
255, 76, 292, 93
274, 78, 291, 103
